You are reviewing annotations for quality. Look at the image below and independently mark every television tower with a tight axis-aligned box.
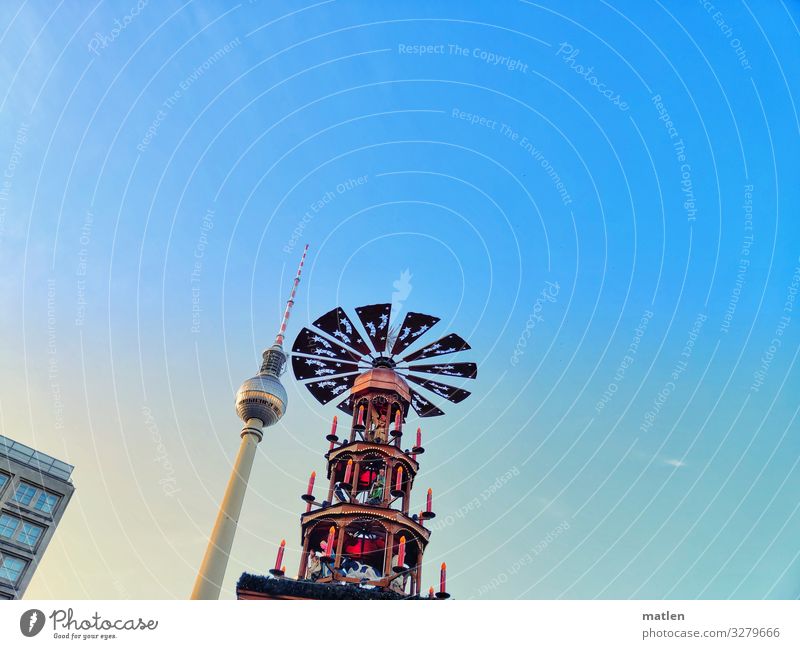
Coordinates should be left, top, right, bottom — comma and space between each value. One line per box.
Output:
190, 244, 308, 600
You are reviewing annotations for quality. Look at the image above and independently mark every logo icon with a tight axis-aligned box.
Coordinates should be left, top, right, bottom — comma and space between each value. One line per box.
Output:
20, 609, 45, 637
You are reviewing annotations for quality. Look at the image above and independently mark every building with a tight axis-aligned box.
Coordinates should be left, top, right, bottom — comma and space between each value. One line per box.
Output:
236, 302, 476, 600
0, 434, 75, 599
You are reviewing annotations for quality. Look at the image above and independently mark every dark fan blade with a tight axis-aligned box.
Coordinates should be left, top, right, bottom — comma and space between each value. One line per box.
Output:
389, 312, 440, 356
407, 362, 478, 379
355, 303, 391, 353
292, 327, 360, 361
402, 333, 471, 362
409, 389, 445, 417
292, 354, 360, 381
303, 373, 359, 405
313, 307, 371, 356
336, 396, 353, 415
406, 374, 471, 404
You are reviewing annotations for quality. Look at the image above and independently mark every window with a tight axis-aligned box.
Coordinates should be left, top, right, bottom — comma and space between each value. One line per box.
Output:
17, 523, 43, 548
0, 473, 8, 492
0, 513, 44, 549
0, 514, 19, 540
12, 484, 36, 506
34, 492, 58, 514
0, 553, 26, 584
11, 483, 59, 515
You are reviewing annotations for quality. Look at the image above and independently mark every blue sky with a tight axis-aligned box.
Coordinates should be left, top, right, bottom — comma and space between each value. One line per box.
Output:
1, 0, 800, 599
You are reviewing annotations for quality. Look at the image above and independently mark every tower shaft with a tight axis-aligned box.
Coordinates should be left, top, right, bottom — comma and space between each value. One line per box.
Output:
190, 420, 263, 600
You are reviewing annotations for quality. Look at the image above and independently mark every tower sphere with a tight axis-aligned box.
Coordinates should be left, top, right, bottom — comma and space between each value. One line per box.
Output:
235, 373, 287, 427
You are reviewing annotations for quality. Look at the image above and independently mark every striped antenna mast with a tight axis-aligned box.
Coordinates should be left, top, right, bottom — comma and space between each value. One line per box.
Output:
275, 243, 308, 347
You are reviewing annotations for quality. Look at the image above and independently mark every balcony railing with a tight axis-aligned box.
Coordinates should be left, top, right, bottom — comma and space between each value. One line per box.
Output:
0, 435, 74, 482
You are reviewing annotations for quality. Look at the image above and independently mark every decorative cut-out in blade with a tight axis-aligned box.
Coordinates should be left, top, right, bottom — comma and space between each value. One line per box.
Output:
336, 396, 353, 415
389, 312, 441, 356
292, 327, 359, 361
304, 374, 359, 405
406, 375, 471, 404
355, 303, 391, 354
409, 389, 445, 418
402, 333, 471, 362
291, 355, 360, 381
312, 307, 371, 356
407, 362, 478, 379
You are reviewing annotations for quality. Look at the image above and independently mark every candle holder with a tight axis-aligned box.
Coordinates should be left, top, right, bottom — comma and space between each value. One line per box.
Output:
325, 432, 339, 442
390, 427, 402, 437
411, 444, 425, 454
390, 487, 404, 498
421, 510, 436, 520
268, 568, 285, 577
435, 590, 450, 599
392, 563, 408, 574
300, 493, 315, 503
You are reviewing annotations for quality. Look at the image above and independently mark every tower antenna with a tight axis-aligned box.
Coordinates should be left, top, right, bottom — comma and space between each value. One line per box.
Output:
275, 243, 308, 347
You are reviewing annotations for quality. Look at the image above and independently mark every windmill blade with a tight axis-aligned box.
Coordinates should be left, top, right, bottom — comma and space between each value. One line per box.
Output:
291, 354, 360, 381
302, 373, 359, 405
409, 389, 445, 417
407, 361, 478, 379
406, 374, 471, 404
336, 396, 354, 416
355, 303, 392, 354
312, 307, 372, 356
402, 333, 471, 363
389, 312, 440, 356
292, 327, 360, 361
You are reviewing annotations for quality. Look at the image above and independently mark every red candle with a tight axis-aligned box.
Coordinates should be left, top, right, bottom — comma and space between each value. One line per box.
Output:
343, 459, 353, 484
394, 409, 401, 430
274, 539, 285, 571
306, 471, 316, 496
440, 562, 446, 593
397, 535, 406, 568
325, 526, 336, 557
416, 427, 422, 448
357, 405, 364, 426
429, 586, 434, 599
330, 415, 338, 437
328, 439, 335, 451
426, 488, 432, 513
395, 466, 403, 492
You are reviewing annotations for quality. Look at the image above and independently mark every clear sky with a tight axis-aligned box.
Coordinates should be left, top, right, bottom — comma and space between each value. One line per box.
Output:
1, 0, 799, 599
